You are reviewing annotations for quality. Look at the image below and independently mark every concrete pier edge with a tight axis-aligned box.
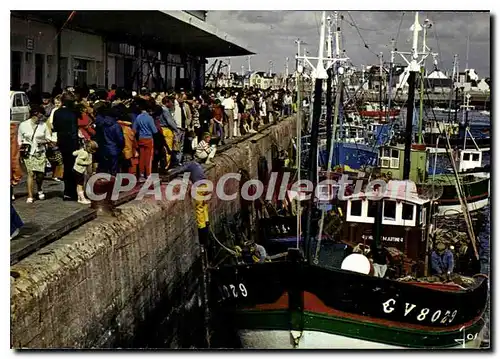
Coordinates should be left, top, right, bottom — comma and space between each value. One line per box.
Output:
11, 117, 296, 348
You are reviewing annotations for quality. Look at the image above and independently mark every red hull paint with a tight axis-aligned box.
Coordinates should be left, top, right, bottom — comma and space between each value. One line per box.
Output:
359, 110, 400, 117
246, 290, 480, 333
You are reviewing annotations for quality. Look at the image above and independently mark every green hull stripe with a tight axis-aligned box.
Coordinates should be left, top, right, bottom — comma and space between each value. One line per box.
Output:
233, 310, 484, 348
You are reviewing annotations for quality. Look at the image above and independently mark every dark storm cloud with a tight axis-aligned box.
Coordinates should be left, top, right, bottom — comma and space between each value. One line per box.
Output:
207, 10, 490, 77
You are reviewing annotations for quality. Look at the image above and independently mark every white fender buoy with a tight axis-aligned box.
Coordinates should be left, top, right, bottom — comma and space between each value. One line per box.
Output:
341, 253, 372, 275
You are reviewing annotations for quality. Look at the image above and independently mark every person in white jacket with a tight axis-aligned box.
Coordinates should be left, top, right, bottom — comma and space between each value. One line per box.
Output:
221, 91, 235, 141
72, 140, 98, 204
259, 94, 267, 119
18, 105, 52, 203
232, 93, 240, 137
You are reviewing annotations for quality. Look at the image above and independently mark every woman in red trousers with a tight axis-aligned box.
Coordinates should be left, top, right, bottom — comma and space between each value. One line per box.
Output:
131, 99, 157, 181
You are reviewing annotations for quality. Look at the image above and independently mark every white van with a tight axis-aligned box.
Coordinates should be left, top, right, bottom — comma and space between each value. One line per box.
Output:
10, 91, 30, 123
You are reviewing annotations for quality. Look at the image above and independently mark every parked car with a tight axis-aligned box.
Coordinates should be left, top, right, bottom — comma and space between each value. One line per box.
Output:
10, 91, 30, 123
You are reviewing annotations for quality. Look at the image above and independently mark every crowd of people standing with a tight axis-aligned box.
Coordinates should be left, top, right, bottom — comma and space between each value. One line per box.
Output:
11, 83, 295, 207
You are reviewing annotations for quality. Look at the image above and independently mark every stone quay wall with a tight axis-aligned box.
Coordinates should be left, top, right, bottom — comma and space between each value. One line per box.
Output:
11, 117, 296, 348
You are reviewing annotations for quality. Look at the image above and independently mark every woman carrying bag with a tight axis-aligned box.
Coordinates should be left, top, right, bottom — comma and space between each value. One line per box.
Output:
17, 105, 52, 203
45, 94, 64, 181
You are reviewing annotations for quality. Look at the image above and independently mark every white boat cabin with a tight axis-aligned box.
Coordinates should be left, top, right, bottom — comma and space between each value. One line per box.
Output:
458, 149, 482, 172
337, 125, 366, 144
344, 180, 430, 228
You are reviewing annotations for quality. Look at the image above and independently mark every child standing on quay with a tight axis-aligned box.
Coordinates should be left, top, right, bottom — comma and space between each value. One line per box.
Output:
73, 140, 98, 204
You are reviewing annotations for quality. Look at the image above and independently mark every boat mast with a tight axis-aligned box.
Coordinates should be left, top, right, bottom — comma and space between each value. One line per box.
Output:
454, 57, 460, 123
387, 40, 395, 122
418, 19, 434, 144
297, 11, 347, 261
447, 54, 458, 123
418, 66, 425, 144
379, 52, 383, 121
295, 39, 303, 249
311, 12, 349, 264
303, 11, 328, 260
461, 92, 473, 150
394, 12, 431, 180
327, 11, 346, 170
325, 15, 334, 158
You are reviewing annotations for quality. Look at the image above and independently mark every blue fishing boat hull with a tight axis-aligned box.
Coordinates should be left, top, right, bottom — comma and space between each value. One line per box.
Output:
319, 143, 378, 169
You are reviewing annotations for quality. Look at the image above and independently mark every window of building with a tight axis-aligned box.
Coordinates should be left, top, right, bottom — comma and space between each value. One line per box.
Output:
350, 200, 362, 217
402, 203, 414, 220
367, 200, 377, 218
73, 58, 88, 87
383, 200, 396, 220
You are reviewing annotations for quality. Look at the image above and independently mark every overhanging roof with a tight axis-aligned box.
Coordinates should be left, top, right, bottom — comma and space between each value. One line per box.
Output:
10, 10, 254, 58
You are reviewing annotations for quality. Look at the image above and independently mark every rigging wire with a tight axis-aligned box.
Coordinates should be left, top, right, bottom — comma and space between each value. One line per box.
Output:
394, 12, 405, 50
314, 12, 321, 36
345, 11, 380, 58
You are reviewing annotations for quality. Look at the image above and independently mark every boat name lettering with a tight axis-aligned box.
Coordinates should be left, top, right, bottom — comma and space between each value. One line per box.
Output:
361, 235, 403, 243
431, 310, 442, 323
382, 298, 396, 313
382, 299, 458, 324
404, 303, 416, 316
417, 308, 430, 321
218, 283, 248, 301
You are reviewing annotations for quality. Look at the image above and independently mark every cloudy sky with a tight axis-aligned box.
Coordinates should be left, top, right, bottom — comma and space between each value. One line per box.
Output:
206, 11, 490, 77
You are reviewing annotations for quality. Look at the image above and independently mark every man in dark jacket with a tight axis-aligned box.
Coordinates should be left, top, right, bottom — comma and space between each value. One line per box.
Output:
198, 96, 212, 140
431, 242, 454, 280
94, 102, 125, 176
53, 92, 79, 200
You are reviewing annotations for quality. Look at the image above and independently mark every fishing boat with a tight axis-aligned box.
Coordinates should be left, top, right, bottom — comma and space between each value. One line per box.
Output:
377, 143, 490, 215
208, 11, 488, 349
211, 255, 487, 349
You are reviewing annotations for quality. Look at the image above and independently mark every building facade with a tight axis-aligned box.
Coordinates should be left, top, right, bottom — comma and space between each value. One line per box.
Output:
11, 10, 251, 93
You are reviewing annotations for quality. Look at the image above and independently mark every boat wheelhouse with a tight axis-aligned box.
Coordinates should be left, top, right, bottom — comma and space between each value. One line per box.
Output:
341, 180, 431, 276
